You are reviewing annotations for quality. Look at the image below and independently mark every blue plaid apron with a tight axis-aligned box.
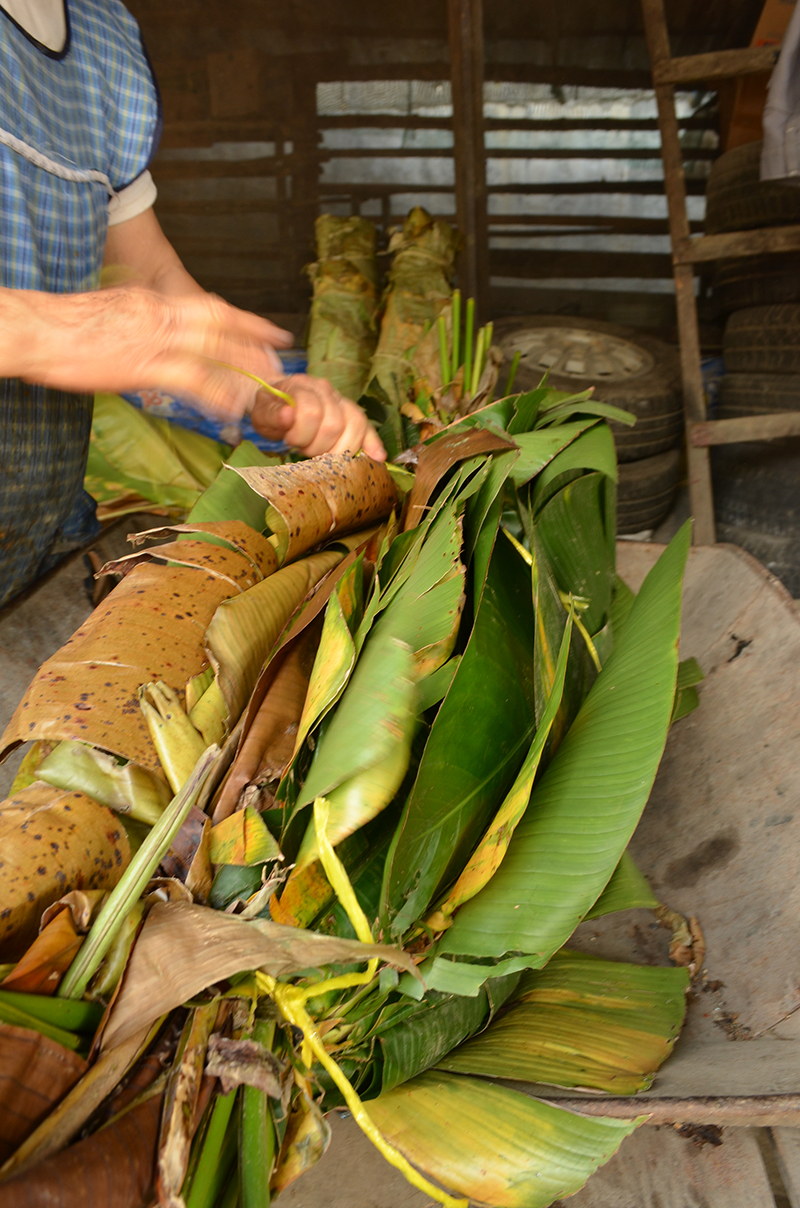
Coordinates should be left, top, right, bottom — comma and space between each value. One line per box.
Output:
0, 0, 160, 606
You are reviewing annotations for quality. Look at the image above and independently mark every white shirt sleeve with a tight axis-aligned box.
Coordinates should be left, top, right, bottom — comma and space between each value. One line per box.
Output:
107, 170, 158, 227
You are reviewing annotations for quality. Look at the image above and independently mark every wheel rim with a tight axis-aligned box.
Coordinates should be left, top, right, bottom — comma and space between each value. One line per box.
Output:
501, 326, 655, 382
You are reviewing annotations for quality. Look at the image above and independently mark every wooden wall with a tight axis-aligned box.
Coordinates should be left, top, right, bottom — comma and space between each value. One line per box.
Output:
126, 0, 765, 333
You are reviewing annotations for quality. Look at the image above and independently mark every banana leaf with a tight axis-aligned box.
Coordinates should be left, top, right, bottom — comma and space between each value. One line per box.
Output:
367, 1072, 643, 1208
0, 1024, 87, 1164
381, 528, 535, 938
368, 207, 458, 407
0, 786, 130, 959
585, 849, 659, 919
439, 950, 688, 1094
306, 215, 380, 400
186, 440, 279, 528
101, 899, 419, 1051
0, 557, 243, 770
85, 393, 230, 515
128, 521, 278, 576
37, 742, 171, 825
232, 454, 397, 566
205, 548, 345, 734
439, 521, 691, 967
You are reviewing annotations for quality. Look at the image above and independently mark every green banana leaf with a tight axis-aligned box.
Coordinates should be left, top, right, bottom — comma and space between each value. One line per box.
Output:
367, 1071, 643, 1208
381, 529, 535, 938
186, 441, 278, 528
535, 472, 614, 638
438, 521, 691, 965
439, 949, 688, 1095
85, 394, 231, 514
672, 656, 704, 723
584, 849, 659, 919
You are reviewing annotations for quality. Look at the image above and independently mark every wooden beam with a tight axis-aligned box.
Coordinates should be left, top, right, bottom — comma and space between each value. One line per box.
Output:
690, 414, 800, 445
448, 0, 489, 317
530, 1095, 800, 1129
490, 248, 674, 279
678, 224, 800, 264
654, 44, 779, 86
318, 180, 706, 196
318, 146, 714, 160
316, 116, 717, 132
641, 0, 716, 546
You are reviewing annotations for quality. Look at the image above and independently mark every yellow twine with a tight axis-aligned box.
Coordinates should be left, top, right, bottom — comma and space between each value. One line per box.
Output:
214, 360, 296, 407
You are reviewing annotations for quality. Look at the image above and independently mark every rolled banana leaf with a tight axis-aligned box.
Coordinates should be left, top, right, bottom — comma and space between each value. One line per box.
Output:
306, 215, 380, 401
368, 207, 458, 407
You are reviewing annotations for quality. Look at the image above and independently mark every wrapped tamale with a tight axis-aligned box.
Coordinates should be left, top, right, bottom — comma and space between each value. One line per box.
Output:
305, 215, 380, 400
368, 206, 459, 407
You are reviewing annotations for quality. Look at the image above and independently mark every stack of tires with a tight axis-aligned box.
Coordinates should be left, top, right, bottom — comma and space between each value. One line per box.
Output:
707, 140, 800, 594
494, 315, 683, 534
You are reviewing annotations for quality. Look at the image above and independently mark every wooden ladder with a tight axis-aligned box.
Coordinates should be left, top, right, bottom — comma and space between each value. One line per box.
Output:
641, 0, 800, 544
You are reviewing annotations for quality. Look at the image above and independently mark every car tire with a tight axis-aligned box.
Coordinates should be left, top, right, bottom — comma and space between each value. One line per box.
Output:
705, 141, 800, 235
617, 448, 681, 535
494, 315, 683, 463
724, 304, 800, 375
712, 253, 800, 313
717, 371, 800, 418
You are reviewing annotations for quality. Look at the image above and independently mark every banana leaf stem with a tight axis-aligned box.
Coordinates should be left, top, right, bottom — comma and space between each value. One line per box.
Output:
239, 1020, 276, 1208
464, 298, 474, 393
437, 315, 450, 390
451, 290, 461, 375
184, 1089, 238, 1208
470, 327, 486, 397
504, 350, 521, 396
58, 746, 220, 1000
214, 362, 295, 408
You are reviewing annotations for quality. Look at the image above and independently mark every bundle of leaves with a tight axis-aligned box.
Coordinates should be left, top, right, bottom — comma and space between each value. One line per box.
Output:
0, 389, 702, 1208
367, 206, 459, 409
306, 216, 380, 401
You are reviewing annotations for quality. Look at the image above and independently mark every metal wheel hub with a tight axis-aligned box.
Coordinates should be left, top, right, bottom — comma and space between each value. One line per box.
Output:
501, 326, 655, 382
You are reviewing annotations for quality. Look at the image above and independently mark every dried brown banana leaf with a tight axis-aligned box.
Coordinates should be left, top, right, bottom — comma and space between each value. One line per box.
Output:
0, 1023, 87, 1163
0, 785, 130, 959
232, 453, 397, 565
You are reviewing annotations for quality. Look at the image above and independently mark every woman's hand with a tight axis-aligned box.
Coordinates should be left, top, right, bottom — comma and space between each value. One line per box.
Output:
5, 284, 291, 420
251, 375, 386, 460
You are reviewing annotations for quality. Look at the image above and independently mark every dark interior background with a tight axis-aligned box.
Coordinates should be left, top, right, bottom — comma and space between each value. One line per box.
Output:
126, 0, 768, 336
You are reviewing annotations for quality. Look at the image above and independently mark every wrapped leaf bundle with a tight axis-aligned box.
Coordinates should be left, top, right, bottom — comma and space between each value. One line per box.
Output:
0, 390, 703, 1208
368, 206, 458, 407
306, 215, 380, 400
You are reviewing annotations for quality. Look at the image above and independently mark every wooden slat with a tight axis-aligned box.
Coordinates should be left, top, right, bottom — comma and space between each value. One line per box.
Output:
317, 115, 717, 132
560, 1127, 777, 1208
533, 1095, 800, 1129
449, 0, 489, 317
771, 1128, 800, 1208
490, 248, 673, 278
654, 44, 780, 85
689, 413, 800, 446
678, 224, 800, 264
641, 0, 716, 546
319, 146, 713, 161
488, 214, 704, 233
319, 181, 706, 195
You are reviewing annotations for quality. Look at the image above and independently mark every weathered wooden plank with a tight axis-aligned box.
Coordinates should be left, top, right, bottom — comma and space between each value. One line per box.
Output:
690, 414, 800, 445
771, 1128, 800, 1208
490, 248, 674, 278
449, 0, 489, 317
679, 225, 800, 264
319, 180, 706, 195
487, 214, 704, 233
315, 115, 716, 132
535, 1096, 800, 1129
654, 45, 780, 86
640, 0, 715, 545
558, 1126, 777, 1208
319, 146, 714, 160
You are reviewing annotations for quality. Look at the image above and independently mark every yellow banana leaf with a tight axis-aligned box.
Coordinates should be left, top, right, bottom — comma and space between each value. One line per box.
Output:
232, 453, 397, 565
270, 1088, 331, 1195
0, 785, 130, 959
36, 741, 171, 826
367, 1071, 643, 1208
205, 549, 344, 733
439, 950, 689, 1095
209, 807, 281, 866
